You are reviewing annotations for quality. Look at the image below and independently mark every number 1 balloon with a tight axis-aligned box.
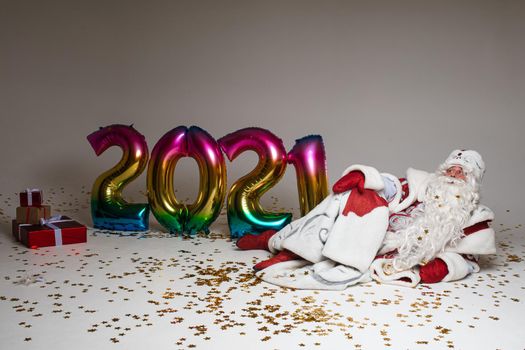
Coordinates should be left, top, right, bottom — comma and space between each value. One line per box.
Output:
87, 124, 150, 231
287, 135, 329, 216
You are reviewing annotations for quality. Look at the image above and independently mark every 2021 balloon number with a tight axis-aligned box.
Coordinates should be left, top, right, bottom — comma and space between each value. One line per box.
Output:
88, 124, 328, 238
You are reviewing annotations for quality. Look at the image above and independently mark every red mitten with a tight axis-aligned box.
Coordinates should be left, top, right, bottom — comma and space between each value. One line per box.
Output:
332, 171, 365, 194
332, 170, 387, 217
253, 250, 300, 271
419, 258, 449, 283
236, 230, 277, 251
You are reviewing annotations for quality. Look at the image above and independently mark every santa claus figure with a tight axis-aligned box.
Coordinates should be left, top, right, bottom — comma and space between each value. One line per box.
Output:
236, 150, 496, 289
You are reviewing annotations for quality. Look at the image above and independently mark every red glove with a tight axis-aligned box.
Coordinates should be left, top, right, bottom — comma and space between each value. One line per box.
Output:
333, 170, 387, 217
333, 171, 365, 194
419, 258, 449, 283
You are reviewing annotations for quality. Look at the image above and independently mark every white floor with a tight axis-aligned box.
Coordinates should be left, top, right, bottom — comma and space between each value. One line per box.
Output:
0, 189, 524, 349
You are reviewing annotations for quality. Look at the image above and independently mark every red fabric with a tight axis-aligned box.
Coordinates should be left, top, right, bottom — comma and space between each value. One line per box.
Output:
333, 171, 366, 194
372, 254, 448, 284
342, 189, 388, 217
332, 171, 388, 217
236, 230, 277, 251
375, 251, 397, 260
419, 258, 449, 283
463, 221, 490, 235
253, 249, 300, 271
399, 178, 410, 202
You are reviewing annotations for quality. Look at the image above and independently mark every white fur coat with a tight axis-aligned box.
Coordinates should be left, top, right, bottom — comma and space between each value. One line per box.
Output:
258, 165, 496, 289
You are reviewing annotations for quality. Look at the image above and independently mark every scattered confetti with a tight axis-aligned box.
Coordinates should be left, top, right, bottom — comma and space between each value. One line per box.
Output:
0, 187, 523, 349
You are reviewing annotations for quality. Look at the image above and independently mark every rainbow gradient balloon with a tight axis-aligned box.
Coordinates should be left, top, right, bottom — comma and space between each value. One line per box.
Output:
147, 126, 227, 235
87, 124, 150, 231
219, 127, 292, 238
288, 135, 329, 215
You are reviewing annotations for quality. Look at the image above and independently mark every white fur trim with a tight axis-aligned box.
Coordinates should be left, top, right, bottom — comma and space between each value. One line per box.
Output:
271, 194, 340, 257
256, 259, 371, 290
447, 228, 496, 255
341, 164, 384, 191
415, 174, 433, 202
278, 193, 342, 262
436, 251, 478, 282
443, 149, 485, 182
370, 259, 420, 287
390, 168, 431, 213
315, 261, 363, 283
322, 206, 390, 272
465, 205, 494, 227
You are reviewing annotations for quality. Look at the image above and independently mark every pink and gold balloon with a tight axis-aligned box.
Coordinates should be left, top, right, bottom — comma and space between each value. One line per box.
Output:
147, 126, 226, 235
185, 126, 228, 235
287, 135, 329, 215
219, 127, 291, 238
87, 124, 150, 231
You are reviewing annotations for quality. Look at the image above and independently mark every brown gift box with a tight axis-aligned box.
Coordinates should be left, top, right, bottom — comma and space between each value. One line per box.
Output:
16, 205, 51, 224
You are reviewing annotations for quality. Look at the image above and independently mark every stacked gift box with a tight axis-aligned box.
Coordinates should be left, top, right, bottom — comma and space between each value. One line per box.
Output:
12, 189, 87, 248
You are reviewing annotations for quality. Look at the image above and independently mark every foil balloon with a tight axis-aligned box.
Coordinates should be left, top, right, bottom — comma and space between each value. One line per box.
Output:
147, 126, 226, 235
219, 127, 292, 238
184, 126, 228, 235
147, 126, 187, 234
87, 124, 150, 231
287, 135, 329, 215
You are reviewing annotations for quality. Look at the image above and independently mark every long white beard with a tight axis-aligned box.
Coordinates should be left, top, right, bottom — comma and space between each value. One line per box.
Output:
390, 174, 479, 271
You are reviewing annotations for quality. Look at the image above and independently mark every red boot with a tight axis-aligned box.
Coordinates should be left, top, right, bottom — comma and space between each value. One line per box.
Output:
253, 249, 300, 271
236, 230, 277, 251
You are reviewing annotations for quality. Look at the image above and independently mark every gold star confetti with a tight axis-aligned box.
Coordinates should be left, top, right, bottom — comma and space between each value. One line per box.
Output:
0, 187, 523, 348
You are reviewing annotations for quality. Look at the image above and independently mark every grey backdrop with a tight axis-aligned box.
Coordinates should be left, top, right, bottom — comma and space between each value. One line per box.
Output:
1, 0, 524, 224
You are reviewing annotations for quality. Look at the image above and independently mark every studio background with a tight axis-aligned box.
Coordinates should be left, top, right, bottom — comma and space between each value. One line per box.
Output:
1, 0, 524, 227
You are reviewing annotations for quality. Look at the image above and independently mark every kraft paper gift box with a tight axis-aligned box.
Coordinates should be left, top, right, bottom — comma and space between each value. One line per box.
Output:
18, 216, 87, 248
19, 189, 43, 207
16, 205, 51, 224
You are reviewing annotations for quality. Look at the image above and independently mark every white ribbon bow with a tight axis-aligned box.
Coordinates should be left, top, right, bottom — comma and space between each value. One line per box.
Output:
40, 215, 73, 246
25, 188, 41, 206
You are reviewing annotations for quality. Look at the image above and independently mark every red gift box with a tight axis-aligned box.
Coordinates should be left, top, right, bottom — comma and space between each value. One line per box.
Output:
18, 216, 87, 248
20, 189, 43, 207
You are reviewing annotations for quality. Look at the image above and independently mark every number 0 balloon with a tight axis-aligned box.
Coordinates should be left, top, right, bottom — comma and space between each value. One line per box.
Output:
87, 124, 150, 231
147, 126, 227, 235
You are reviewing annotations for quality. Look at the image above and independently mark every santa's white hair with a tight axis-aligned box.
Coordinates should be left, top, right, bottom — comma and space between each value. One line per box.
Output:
387, 165, 480, 271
